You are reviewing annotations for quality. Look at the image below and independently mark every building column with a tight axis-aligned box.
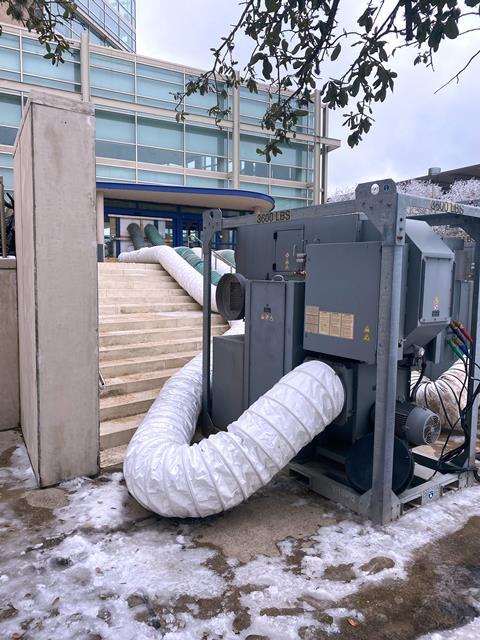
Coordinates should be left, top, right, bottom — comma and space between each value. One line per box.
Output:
14, 92, 99, 486
321, 106, 329, 203
231, 74, 240, 190
313, 90, 323, 205
80, 31, 91, 102
96, 191, 105, 262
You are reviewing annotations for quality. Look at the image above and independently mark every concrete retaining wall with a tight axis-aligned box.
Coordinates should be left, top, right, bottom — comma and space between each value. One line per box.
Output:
0, 257, 19, 431
14, 92, 99, 486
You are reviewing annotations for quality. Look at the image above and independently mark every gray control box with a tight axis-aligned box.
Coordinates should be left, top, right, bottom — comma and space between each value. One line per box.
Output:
212, 334, 245, 428
245, 280, 305, 405
303, 241, 382, 364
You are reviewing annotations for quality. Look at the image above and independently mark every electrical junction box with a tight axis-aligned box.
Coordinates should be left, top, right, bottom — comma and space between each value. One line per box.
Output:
403, 219, 454, 349
303, 241, 382, 364
244, 280, 305, 405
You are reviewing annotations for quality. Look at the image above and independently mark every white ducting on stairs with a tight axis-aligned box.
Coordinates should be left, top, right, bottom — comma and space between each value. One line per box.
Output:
119, 245, 219, 312
123, 351, 344, 518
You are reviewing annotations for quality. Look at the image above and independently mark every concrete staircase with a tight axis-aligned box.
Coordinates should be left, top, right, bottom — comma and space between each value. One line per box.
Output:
98, 261, 228, 468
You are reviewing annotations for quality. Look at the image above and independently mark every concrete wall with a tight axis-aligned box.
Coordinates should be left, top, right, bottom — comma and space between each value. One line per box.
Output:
0, 258, 19, 431
14, 92, 99, 486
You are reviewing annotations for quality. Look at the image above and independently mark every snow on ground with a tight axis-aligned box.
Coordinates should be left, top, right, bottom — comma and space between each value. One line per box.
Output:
420, 618, 480, 640
2, 433, 480, 638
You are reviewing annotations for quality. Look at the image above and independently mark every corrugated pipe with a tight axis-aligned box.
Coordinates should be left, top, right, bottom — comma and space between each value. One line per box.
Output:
411, 359, 468, 430
119, 245, 219, 312
144, 223, 164, 246
127, 222, 146, 250
123, 344, 344, 518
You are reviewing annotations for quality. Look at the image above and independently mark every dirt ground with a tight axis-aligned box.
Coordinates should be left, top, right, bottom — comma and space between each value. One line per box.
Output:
1, 428, 480, 640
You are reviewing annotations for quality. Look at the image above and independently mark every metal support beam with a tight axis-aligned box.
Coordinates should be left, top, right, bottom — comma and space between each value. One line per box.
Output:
201, 209, 222, 433
313, 91, 322, 205
0, 177, 6, 258
231, 74, 240, 190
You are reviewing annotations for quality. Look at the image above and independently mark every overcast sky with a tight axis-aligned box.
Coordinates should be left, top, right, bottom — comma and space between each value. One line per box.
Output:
136, 1, 480, 192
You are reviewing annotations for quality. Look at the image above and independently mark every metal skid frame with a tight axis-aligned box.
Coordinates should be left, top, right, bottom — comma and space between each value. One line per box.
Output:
201, 179, 480, 525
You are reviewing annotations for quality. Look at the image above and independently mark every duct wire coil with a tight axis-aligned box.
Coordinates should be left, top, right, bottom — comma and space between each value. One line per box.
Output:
123, 340, 344, 518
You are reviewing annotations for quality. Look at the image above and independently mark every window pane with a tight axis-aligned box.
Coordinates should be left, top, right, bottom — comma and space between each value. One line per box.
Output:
0, 45, 20, 74
272, 142, 310, 167
91, 67, 135, 94
137, 146, 183, 166
186, 153, 226, 172
91, 53, 133, 74
96, 140, 135, 161
186, 176, 227, 188
96, 164, 135, 181
240, 160, 268, 178
240, 134, 268, 162
96, 111, 135, 143
137, 64, 183, 84
0, 126, 17, 146
0, 152, 13, 167
271, 165, 308, 181
0, 93, 22, 127
240, 181, 269, 194
137, 117, 183, 149
137, 170, 184, 185
186, 125, 227, 156
136, 77, 180, 104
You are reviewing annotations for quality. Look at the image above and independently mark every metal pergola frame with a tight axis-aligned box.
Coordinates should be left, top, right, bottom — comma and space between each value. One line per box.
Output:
201, 178, 480, 525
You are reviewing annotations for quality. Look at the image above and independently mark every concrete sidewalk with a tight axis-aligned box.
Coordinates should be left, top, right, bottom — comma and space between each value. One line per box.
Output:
1, 428, 480, 640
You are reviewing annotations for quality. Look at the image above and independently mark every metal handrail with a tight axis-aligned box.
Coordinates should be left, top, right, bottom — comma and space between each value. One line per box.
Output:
188, 232, 235, 273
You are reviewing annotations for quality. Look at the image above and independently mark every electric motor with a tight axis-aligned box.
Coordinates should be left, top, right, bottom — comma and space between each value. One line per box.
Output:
395, 402, 441, 446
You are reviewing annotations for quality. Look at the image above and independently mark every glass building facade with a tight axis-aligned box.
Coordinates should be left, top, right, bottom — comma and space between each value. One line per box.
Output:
0, 21, 340, 211
48, 0, 136, 52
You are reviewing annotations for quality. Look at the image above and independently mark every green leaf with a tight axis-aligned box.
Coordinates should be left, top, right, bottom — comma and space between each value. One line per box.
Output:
444, 17, 459, 39
262, 58, 273, 79
331, 43, 341, 61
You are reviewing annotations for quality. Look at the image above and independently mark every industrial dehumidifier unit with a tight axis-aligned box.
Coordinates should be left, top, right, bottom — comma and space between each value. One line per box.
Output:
199, 179, 480, 525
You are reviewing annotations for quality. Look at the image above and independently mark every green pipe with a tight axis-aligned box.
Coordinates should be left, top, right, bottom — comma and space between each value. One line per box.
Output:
144, 223, 164, 246
127, 222, 146, 250
174, 246, 222, 286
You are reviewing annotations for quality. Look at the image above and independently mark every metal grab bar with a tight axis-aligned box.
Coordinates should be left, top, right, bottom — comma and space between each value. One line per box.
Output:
188, 232, 235, 273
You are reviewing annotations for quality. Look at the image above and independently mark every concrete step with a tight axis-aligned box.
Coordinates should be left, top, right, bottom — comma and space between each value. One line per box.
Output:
98, 291, 191, 303
100, 413, 145, 450
100, 350, 198, 377
99, 301, 201, 315
98, 285, 184, 297
99, 271, 173, 282
99, 336, 205, 362
100, 387, 165, 420
99, 287, 191, 304
100, 322, 226, 347
98, 262, 164, 272
101, 367, 181, 397
100, 444, 128, 471
98, 280, 181, 292
99, 312, 226, 332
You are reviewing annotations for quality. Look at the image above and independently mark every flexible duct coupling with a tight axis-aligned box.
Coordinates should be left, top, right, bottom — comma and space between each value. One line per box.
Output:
395, 402, 441, 446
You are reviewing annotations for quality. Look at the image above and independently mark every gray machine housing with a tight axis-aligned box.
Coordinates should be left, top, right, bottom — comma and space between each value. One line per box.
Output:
203, 180, 480, 524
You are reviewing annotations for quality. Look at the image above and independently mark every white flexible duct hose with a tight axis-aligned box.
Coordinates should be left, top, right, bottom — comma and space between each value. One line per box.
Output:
411, 359, 468, 430
124, 354, 344, 518
118, 245, 218, 312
